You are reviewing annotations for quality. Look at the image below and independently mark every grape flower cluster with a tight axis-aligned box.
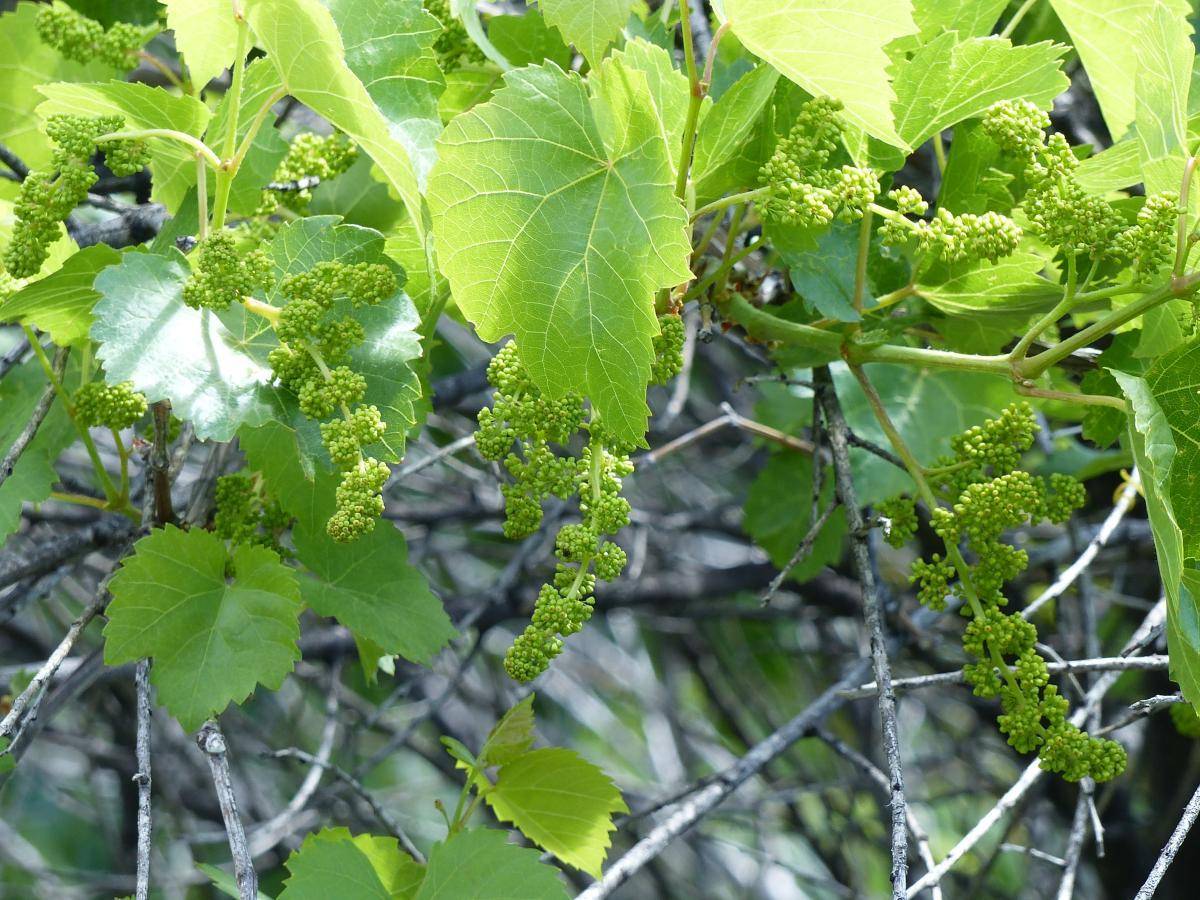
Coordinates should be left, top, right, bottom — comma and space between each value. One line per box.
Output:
983, 100, 1177, 272
478, 315, 686, 682
425, 0, 487, 72
213, 473, 292, 556
36, 2, 151, 70
182, 231, 272, 311
875, 181, 1023, 265
882, 404, 1126, 782
73, 380, 147, 430
260, 133, 358, 214
758, 98, 880, 228
3, 115, 148, 278
266, 261, 400, 542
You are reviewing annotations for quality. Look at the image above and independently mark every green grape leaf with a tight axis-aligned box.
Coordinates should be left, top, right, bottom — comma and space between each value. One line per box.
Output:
0, 4, 111, 170
206, 57, 289, 218
723, 0, 916, 149
1077, 137, 1142, 193
162, 0, 240, 90
280, 828, 424, 900
0, 244, 121, 346
916, 252, 1060, 320
291, 469, 456, 669
240, 420, 454, 672
744, 453, 847, 582
428, 59, 691, 445
910, 0, 1008, 43
1113, 367, 1200, 711
245, 0, 428, 234
323, 0, 445, 188
1133, 2, 1193, 195
91, 249, 277, 442
892, 32, 1069, 150
103, 525, 302, 731
489, 10, 573, 69
479, 693, 536, 767
1049, 0, 1191, 141
1137, 344, 1200, 560
264, 216, 424, 461
691, 64, 779, 190
414, 828, 569, 900
485, 747, 626, 878
834, 363, 1014, 505
782, 221, 871, 323
0, 358, 73, 546
535, 0, 636, 64
36, 81, 212, 212
610, 38, 693, 159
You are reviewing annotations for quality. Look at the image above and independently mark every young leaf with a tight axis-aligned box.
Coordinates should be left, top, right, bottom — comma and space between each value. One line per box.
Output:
0, 244, 121, 346
609, 38, 693, 159
1049, 0, 1191, 140
536, 0, 636, 65
36, 81, 213, 211
479, 693, 536, 767
162, 0, 240, 91
103, 525, 302, 731
427, 59, 691, 445
722, 0, 917, 148
413, 828, 569, 900
279, 828, 424, 899
783, 221, 871, 323
691, 64, 780, 192
891, 32, 1068, 150
1133, 2, 1193, 195
484, 747, 627, 878
245, 0, 428, 234
91, 249, 277, 442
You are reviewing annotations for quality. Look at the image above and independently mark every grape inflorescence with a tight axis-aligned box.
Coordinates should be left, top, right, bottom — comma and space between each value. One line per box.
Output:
883, 404, 1125, 782
478, 316, 685, 682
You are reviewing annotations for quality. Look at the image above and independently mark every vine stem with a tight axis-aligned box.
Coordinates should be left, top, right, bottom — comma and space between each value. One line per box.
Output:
1174, 153, 1200, 277
852, 209, 874, 314
210, 19, 250, 231
1000, 0, 1040, 38
691, 186, 771, 222
99, 129, 221, 170
1010, 252, 1077, 362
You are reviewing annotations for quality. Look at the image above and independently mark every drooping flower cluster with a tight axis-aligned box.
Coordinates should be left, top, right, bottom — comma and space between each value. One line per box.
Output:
478, 317, 683, 682
883, 404, 1125, 782
74, 380, 147, 430
4, 115, 148, 277
266, 260, 399, 542
758, 98, 880, 227
984, 99, 1178, 273
35, 2, 151, 69
260, 132, 358, 214
213, 472, 292, 556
